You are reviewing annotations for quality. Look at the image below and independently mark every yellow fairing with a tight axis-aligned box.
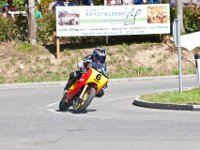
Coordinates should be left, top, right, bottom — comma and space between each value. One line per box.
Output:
86, 68, 108, 93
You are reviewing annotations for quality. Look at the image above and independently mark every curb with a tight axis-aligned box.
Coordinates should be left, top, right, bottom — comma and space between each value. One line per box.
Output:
109, 74, 195, 83
0, 81, 66, 89
0, 74, 196, 89
133, 98, 200, 111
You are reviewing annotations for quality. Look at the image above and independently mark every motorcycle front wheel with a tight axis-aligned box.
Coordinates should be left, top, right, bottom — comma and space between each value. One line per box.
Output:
59, 96, 71, 111
73, 87, 96, 113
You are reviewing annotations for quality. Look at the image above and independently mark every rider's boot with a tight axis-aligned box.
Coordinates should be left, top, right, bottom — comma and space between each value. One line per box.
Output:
96, 89, 104, 97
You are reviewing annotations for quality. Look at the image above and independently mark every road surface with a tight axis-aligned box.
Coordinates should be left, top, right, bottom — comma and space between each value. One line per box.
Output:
0, 76, 199, 150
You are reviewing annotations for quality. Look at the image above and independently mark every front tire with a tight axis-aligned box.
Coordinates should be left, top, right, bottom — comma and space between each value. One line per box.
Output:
73, 87, 96, 113
59, 96, 71, 111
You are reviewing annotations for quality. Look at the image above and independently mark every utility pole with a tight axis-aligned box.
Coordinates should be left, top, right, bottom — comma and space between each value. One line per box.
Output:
176, 0, 183, 92
28, 0, 37, 45
176, 0, 185, 33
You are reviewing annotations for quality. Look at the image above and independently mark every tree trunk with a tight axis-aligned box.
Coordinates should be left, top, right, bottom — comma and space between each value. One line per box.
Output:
28, 0, 37, 45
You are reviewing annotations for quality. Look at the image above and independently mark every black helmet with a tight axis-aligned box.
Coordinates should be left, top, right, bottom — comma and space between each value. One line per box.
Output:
92, 48, 106, 63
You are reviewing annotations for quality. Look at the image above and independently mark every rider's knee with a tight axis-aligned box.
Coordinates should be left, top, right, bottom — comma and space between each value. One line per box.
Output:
69, 72, 75, 78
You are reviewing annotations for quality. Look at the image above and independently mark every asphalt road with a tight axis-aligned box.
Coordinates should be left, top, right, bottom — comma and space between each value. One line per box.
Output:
0, 75, 200, 150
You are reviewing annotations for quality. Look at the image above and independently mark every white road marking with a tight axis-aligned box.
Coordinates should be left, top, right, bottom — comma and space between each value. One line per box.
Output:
46, 102, 59, 108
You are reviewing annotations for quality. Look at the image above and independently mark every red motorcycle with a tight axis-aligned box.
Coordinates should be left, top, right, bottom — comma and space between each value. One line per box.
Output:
59, 62, 109, 113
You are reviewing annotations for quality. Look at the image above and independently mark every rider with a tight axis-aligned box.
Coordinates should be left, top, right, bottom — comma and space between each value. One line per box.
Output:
63, 47, 108, 97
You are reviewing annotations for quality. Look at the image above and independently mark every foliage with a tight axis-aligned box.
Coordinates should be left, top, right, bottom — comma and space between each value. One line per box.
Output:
0, 75, 5, 84
0, 16, 28, 41
170, 7, 176, 32
12, 14, 28, 41
169, 6, 200, 34
0, 0, 7, 9
0, 0, 25, 10
183, 7, 200, 33
95, 0, 104, 5
16, 42, 33, 52
36, 10, 56, 44
13, 0, 26, 10
0, 16, 13, 41
40, 0, 52, 9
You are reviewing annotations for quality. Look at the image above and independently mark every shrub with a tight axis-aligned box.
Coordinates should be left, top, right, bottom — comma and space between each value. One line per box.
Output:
0, 0, 6, 9
13, 0, 26, 10
12, 14, 28, 41
0, 14, 28, 42
36, 10, 56, 44
170, 7, 176, 33
0, 16, 13, 41
40, 0, 52, 9
183, 7, 200, 33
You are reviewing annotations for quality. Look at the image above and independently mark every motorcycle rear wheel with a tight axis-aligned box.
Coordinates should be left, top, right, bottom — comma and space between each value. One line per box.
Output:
59, 96, 71, 111
73, 87, 96, 113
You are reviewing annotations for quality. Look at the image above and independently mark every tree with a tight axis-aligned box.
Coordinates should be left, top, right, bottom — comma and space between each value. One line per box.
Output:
176, 0, 185, 33
28, 0, 36, 44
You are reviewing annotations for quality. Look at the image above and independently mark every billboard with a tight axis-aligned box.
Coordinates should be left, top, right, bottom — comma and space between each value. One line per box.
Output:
56, 4, 170, 37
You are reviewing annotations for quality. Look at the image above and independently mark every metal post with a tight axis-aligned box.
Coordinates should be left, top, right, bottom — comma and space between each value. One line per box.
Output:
173, 19, 182, 92
104, 0, 109, 44
194, 54, 200, 87
177, 18, 183, 92
176, 0, 185, 33
176, 0, 183, 92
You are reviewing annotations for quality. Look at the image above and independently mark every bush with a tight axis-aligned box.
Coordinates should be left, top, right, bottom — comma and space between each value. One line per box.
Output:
183, 7, 200, 33
169, 6, 200, 34
13, 0, 26, 10
0, 14, 27, 42
170, 7, 176, 33
36, 10, 56, 44
0, 16, 13, 41
0, 0, 6, 9
13, 14, 28, 41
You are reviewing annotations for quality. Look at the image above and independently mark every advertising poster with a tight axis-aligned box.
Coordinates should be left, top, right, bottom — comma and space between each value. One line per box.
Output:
56, 4, 170, 37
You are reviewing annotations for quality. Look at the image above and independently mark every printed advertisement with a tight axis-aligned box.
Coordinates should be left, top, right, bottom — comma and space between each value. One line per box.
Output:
56, 4, 170, 37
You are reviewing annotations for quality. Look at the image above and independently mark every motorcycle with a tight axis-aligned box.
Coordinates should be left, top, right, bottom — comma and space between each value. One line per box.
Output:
59, 62, 109, 113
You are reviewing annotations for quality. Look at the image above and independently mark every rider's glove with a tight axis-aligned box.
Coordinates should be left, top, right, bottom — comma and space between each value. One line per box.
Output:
78, 60, 84, 69
83, 59, 92, 68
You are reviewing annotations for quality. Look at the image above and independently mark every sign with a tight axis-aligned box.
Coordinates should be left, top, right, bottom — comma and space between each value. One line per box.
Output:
171, 31, 200, 51
180, 31, 200, 51
56, 4, 170, 37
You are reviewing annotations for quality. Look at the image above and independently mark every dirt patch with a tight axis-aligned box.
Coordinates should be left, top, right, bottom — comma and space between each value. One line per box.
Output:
0, 41, 198, 83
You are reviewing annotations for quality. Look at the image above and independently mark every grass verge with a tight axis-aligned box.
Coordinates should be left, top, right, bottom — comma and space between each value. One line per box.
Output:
140, 88, 200, 105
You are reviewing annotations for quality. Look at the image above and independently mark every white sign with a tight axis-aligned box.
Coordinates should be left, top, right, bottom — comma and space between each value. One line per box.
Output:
56, 4, 170, 37
180, 31, 200, 51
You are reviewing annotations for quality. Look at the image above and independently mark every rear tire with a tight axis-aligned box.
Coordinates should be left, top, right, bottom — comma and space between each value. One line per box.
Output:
59, 96, 71, 111
73, 87, 96, 113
